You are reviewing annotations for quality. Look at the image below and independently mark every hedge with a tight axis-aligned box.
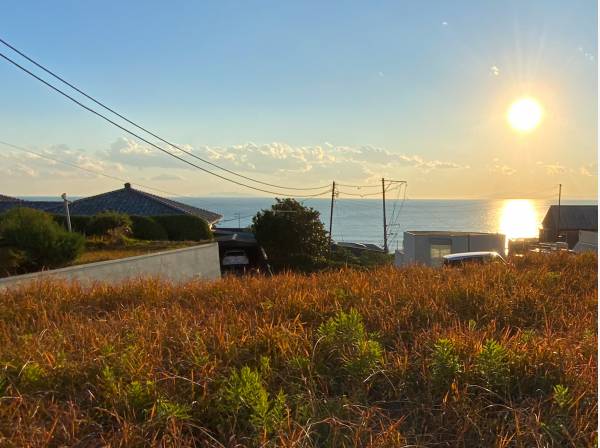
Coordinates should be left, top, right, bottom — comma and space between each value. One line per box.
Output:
153, 215, 212, 241
52, 215, 92, 234
86, 212, 132, 236
130, 216, 169, 241
53, 213, 211, 242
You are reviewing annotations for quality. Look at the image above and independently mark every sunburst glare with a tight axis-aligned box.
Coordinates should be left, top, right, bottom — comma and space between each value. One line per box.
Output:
499, 199, 540, 239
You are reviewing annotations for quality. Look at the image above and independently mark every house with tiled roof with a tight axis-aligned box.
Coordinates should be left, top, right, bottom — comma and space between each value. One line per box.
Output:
49, 183, 222, 225
0, 194, 63, 214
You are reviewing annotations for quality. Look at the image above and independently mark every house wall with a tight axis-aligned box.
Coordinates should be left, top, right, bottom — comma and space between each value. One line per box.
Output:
541, 227, 590, 248
395, 233, 506, 267
573, 231, 598, 253
467, 234, 506, 254
0, 243, 221, 290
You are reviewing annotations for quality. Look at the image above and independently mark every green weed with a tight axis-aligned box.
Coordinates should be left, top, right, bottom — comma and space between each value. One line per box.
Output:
430, 338, 462, 392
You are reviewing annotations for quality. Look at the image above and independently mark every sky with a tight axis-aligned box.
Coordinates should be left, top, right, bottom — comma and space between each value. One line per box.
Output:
0, 0, 597, 199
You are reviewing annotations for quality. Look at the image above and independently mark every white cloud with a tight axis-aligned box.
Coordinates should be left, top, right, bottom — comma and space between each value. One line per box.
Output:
577, 46, 595, 62
0, 162, 38, 178
1, 138, 468, 193
104, 139, 467, 180
151, 173, 185, 181
490, 65, 500, 76
580, 162, 597, 177
203, 142, 467, 176
104, 137, 193, 169
489, 159, 516, 176
536, 161, 566, 175
0, 144, 123, 180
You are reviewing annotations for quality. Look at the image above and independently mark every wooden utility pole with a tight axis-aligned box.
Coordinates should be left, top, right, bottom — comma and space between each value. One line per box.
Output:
557, 183, 562, 240
382, 178, 388, 253
61, 193, 72, 232
328, 181, 336, 251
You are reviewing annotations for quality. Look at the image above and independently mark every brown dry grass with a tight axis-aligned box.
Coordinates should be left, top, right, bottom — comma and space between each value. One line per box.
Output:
0, 252, 596, 447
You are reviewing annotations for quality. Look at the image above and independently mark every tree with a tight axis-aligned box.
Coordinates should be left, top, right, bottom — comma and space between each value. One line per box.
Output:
252, 198, 329, 271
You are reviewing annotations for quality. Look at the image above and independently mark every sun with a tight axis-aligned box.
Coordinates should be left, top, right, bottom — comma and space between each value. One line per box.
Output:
507, 97, 543, 132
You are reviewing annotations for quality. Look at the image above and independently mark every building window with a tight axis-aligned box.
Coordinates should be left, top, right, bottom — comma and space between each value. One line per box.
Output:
430, 240, 452, 266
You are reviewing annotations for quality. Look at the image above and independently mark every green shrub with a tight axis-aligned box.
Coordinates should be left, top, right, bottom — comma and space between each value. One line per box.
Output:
430, 338, 462, 392
86, 212, 132, 236
130, 216, 168, 241
0, 208, 84, 270
0, 246, 27, 276
316, 309, 383, 388
155, 399, 192, 421
19, 362, 46, 390
475, 339, 510, 391
153, 215, 212, 241
126, 380, 156, 417
221, 365, 286, 436
553, 384, 571, 409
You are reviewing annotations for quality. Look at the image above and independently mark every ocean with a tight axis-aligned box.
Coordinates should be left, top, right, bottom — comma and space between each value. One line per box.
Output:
22, 196, 596, 250
181, 197, 597, 250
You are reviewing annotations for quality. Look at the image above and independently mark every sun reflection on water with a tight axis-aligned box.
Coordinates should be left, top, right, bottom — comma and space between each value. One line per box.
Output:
499, 200, 540, 239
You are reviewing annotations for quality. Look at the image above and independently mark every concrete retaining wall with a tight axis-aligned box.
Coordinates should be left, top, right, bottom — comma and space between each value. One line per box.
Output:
0, 242, 221, 290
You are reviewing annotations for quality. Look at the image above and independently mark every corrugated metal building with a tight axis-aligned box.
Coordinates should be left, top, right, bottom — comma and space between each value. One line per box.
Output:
395, 231, 506, 267
539, 205, 597, 248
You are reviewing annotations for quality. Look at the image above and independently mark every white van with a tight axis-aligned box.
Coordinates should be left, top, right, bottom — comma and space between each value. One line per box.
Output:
443, 251, 506, 267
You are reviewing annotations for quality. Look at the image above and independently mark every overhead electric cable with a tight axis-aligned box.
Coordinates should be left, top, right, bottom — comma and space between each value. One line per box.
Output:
0, 51, 331, 198
0, 37, 329, 192
336, 179, 406, 189
337, 182, 401, 197
336, 183, 381, 189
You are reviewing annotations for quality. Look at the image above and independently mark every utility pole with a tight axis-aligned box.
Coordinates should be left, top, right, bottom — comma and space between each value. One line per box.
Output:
61, 193, 72, 232
557, 183, 562, 241
328, 181, 336, 251
382, 178, 388, 253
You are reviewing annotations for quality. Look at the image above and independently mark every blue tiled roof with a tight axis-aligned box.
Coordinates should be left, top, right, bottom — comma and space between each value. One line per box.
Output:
0, 200, 63, 214
49, 184, 222, 224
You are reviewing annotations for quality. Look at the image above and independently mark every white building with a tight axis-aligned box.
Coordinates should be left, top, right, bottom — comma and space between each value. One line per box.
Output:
572, 230, 597, 253
395, 231, 506, 267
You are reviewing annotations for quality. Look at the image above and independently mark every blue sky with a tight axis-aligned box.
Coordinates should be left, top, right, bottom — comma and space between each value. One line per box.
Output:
0, 1, 597, 198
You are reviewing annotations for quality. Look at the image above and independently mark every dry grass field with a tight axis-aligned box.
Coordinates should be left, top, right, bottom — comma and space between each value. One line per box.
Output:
0, 252, 596, 447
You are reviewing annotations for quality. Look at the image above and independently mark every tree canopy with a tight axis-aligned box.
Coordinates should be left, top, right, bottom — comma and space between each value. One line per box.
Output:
252, 198, 329, 271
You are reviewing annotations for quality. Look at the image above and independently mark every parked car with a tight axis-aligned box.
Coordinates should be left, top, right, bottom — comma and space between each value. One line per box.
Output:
443, 251, 506, 267
222, 249, 250, 267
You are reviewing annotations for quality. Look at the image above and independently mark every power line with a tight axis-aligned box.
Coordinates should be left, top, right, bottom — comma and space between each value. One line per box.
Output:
336, 182, 381, 189
0, 140, 185, 198
337, 179, 407, 189
387, 183, 408, 247
337, 183, 400, 197
0, 50, 332, 198
219, 213, 254, 223
0, 37, 330, 192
